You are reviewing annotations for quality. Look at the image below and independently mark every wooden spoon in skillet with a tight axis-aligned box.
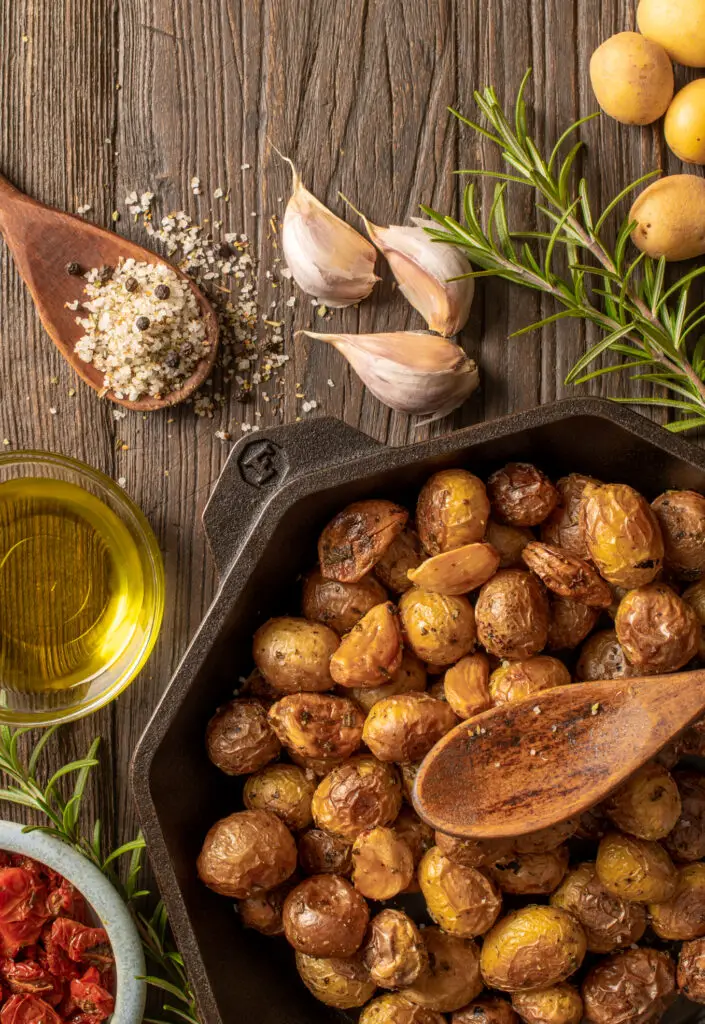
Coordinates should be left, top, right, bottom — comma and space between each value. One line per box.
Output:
413, 667, 705, 840
0, 172, 219, 411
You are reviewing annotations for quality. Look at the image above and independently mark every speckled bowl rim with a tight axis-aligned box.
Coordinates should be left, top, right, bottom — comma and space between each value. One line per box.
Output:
0, 820, 146, 1024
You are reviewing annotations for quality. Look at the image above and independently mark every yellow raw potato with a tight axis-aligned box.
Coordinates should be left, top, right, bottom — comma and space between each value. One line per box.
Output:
444, 652, 491, 719
330, 601, 403, 688
665, 80, 705, 164
419, 845, 503, 937
637, 0, 705, 67
408, 542, 500, 595
480, 905, 587, 992
589, 32, 674, 125
630, 175, 705, 261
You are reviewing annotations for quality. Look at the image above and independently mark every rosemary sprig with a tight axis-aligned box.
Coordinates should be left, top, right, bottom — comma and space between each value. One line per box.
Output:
0, 725, 199, 1024
425, 70, 705, 432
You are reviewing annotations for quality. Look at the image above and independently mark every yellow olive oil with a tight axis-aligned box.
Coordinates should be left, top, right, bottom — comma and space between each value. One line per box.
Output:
0, 477, 144, 692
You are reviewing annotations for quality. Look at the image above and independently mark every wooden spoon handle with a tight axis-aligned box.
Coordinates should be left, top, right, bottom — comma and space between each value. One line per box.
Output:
0, 173, 27, 225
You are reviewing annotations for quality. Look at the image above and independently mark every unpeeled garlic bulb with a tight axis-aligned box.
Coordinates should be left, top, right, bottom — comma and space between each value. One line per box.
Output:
300, 330, 479, 422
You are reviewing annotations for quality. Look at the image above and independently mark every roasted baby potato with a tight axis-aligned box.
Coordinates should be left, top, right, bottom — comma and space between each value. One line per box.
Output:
649, 863, 705, 940
399, 588, 477, 665
444, 652, 491, 719
480, 905, 587, 991
615, 584, 700, 673
206, 698, 281, 776
295, 951, 375, 1008
268, 692, 364, 761
298, 829, 352, 877
581, 947, 675, 1024
595, 832, 677, 903
243, 763, 316, 831
683, 579, 705, 659
408, 542, 500, 596
253, 617, 339, 694
547, 598, 599, 651
363, 909, 428, 988
489, 847, 569, 895
319, 499, 409, 583
352, 826, 415, 899
311, 755, 402, 840
361, 994, 447, 1024
652, 490, 705, 580
475, 569, 549, 661
434, 831, 514, 868
416, 469, 491, 555
282, 873, 369, 956
485, 520, 535, 569
330, 602, 403, 688
604, 761, 681, 841
302, 568, 388, 634
576, 629, 640, 682
419, 845, 502, 937
487, 463, 559, 528
394, 805, 435, 868
489, 656, 571, 706
350, 651, 427, 712
401, 927, 483, 1013
197, 810, 297, 898
541, 473, 599, 560
575, 806, 612, 842
237, 880, 294, 936
363, 692, 458, 763
521, 542, 612, 608
678, 938, 705, 1004
664, 770, 705, 863
511, 984, 583, 1024
375, 527, 424, 594
550, 861, 647, 953
580, 482, 664, 588
453, 996, 519, 1024
513, 819, 579, 855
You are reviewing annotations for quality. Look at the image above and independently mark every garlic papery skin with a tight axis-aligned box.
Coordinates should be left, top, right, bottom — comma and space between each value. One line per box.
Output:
280, 161, 378, 307
300, 331, 479, 421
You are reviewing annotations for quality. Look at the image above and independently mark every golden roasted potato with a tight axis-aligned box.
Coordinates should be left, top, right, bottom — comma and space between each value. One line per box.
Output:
541, 474, 599, 560
268, 692, 364, 761
205, 698, 281, 776
475, 570, 549, 660
282, 873, 369, 956
434, 831, 514, 868
487, 464, 559, 528
417, 469, 490, 555
394, 804, 435, 866
649, 863, 705, 940
351, 826, 415, 899
350, 651, 427, 712
402, 928, 483, 1012
550, 861, 647, 953
580, 482, 664, 588
419, 845, 502, 937
615, 584, 700, 673
302, 568, 388, 634
511, 984, 583, 1024
295, 951, 375, 1008
683, 578, 705, 658
319, 499, 409, 583
237, 879, 294, 936
547, 598, 599, 651
399, 588, 476, 665
197, 810, 297, 898
363, 909, 428, 988
444, 653, 491, 719
652, 490, 705, 580
604, 761, 681, 841
513, 819, 579, 854
581, 948, 675, 1024
363, 692, 458, 763
489, 847, 569, 895
480, 905, 587, 992
595, 832, 677, 903
521, 542, 612, 608
243, 763, 315, 831
330, 602, 403, 688
576, 630, 640, 682
361, 994, 447, 1024
678, 939, 705, 1004
486, 520, 535, 569
489, 656, 571, 706
253, 617, 339, 694
664, 770, 705, 863
298, 829, 352, 876
408, 542, 500, 596
453, 996, 519, 1024
311, 755, 402, 840
375, 527, 424, 594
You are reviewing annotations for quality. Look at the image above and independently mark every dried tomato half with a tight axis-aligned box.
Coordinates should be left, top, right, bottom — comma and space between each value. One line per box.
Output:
0, 993, 62, 1024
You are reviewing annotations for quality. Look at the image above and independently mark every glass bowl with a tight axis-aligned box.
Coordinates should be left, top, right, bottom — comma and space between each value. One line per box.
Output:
0, 450, 164, 726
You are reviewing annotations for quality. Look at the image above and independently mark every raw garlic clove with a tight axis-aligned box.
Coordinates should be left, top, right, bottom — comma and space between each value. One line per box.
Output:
300, 330, 479, 422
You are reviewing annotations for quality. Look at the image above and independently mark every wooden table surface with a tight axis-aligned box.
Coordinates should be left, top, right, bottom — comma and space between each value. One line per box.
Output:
0, 0, 703, 927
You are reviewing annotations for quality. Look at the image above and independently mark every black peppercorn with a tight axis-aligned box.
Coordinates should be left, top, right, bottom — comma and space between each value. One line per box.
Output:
124, 277, 139, 293
154, 284, 171, 300
97, 264, 114, 284
66, 261, 82, 276
164, 351, 180, 369
135, 316, 150, 331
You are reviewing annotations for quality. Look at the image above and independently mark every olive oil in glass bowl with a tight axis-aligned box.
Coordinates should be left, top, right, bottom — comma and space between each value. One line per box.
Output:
0, 452, 164, 725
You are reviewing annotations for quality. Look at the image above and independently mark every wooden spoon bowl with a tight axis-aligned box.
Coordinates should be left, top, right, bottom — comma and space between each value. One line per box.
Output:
0, 173, 219, 411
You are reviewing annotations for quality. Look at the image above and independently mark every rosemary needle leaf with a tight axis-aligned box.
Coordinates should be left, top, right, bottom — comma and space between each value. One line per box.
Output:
666, 417, 705, 433
565, 324, 637, 383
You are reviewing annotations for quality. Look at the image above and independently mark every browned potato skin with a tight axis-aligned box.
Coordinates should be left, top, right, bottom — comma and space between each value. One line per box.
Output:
282, 873, 369, 956
486, 520, 535, 569
444, 653, 491, 719
480, 905, 587, 992
581, 948, 675, 1024
394, 805, 434, 867
489, 847, 569, 895
375, 528, 424, 594
652, 490, 705, 580
319, 500, 409, 583
435, 831, 514, 868
253, 617, 339, 694
419, 846, 502, 937
311, 755, 402, 840
408, 542, 500, 596
575, 806, 611, 842
664, 771, 705, 863
521, 541, 612, 608
649, 863, 705, 940
302, 568, 388, 634
576, 630, 641, 682
595, 832, 677, 903
363, 909, 428, 989
289, 750, 348, 776
361, 994, 447, 1024
243, 763, 315, 831
363, 692, 458, 763
488, 463, 559, 528
550, 862, 647, 954
205, 698, 281, 776
238, 879, 294, 936
683, 578, 705, 658
401, 927, 484, 1013
453, 996, 519, 1024
268, 692, 364, 761
604, 761, 681, 841
352, 826, 415, 899
541, 474, 599, 561
197, 810, 297, 898
511, 984, 583, 1024
475, 570, 549, 661
330, 602, 403, 688
580, 482, 664, 588
298, 829, 352, 876
240, 667, 277, 702
547, 598, 599, 651
615, 584, 700, 673
399, 588, 477, 665
400, 761, 421, 803
351, 651, 427, 712
417, 469, 491, 555
513, 819, 579, 854
678, 938, 705, 1004
489, 656, 571, 706
295, 951, 376, 1008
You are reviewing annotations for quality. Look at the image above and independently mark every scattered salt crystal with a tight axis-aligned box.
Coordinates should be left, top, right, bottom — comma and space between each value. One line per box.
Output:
215, 429, 231, 441
241, 164, 250, 171
49, 407, 57, 415
213, 187, 224, 199
286, 296, 296, 307
280, 268, 293, 280
117, 477, 126, 487
530, 749, 536, 757
190, 176, 201, 195
113, 408, 128, 420
76, 204, 91, 215
327, 379, 335, 388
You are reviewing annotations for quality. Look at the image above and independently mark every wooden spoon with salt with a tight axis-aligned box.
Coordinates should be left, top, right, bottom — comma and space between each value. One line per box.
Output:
0, 172, 218, 411
413, 668, 705, 839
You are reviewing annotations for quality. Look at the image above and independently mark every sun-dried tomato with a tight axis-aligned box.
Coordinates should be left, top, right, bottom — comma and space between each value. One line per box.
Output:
64, 970, 113, 1023
0, 993, 62, 1024
48, 925, 111, 972
45, 886, 84, 926
1, 964, 55, 999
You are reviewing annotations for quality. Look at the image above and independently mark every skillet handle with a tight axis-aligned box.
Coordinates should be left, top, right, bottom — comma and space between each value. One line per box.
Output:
202, 417, 383, 577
